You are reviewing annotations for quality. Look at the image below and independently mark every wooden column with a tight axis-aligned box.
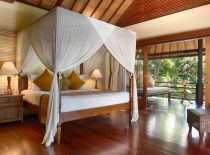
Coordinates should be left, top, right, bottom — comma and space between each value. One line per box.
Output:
205, 37, 210, 109
138, 46, 149, 109
196, 39, 203, 106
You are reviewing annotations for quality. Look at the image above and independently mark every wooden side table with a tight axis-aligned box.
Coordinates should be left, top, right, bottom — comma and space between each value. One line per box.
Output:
187, 109, 210, 143
0, 94, 23, 123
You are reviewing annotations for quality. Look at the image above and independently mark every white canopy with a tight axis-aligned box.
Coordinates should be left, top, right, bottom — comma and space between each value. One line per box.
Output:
17, 7, 138, 146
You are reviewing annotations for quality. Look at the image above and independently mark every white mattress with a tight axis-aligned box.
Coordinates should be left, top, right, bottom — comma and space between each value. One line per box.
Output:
22, 89, 129, 112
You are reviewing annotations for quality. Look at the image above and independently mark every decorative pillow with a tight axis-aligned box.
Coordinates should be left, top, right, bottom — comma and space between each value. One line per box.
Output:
33, 69, 53, 91
136, 70, 143, 88
147, 73, 155, 87
68, 71, 85, 90
27, 74, 41, 91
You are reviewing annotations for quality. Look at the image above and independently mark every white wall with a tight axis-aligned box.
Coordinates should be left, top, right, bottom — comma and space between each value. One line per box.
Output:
126, 4, 210, 40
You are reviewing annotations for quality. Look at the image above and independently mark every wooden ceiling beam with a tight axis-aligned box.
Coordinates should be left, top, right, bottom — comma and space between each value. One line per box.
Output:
107, 0, 126, 23
10, 0, 131, 25
16, 0, 49, 10
137, 28, 210, 49
38, 0, 44, 7
149, 48, 205, 57
1, 0, 15, 3
99, 0, 114, 20
147, 53, 205, 60
90, 0, 103, 17
70, 0, 78, 10
55, 0, 64, 7
137, 49, 206, 60
81, 0, 91, 14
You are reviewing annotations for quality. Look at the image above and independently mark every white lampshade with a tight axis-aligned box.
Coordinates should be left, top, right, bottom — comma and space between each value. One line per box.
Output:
91, 69, 102, 79
0, 62, 18, 75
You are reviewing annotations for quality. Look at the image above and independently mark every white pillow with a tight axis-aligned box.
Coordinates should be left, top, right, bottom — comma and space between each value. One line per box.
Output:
27, 74, 41, 91
147, 73, 155, 87
79, 75, 84, 80
136, 70, 143, 88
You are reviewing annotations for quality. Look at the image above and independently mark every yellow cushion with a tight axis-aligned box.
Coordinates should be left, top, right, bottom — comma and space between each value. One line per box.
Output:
33, 69, 53, 91
68, 71, 85, 90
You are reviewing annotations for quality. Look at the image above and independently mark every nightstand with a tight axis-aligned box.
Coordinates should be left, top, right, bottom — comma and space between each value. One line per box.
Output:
0, 94, 23, 123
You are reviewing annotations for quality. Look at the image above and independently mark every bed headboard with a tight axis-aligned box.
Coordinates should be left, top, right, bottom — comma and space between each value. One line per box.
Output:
18, 64, 84, 93
18, 75, 28, 93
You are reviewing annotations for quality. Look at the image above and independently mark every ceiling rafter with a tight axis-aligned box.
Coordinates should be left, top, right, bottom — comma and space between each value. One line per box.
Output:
90, 0, 103, 17
38, 0, 44, 7
107, 0, 126, 22
7, 0, 134, 25
99, 0, 114, 20
80, 0, 91, 14
16, 0, 48, 10
1, 0, 14, 3
70, 0, 78, 10
54, 0, 64, 7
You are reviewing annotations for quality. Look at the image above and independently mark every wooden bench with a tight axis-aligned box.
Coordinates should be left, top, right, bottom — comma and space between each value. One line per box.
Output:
187, 109, 210, 142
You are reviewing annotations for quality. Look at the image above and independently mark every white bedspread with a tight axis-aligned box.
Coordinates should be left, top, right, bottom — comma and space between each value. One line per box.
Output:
22, 89, 129, 112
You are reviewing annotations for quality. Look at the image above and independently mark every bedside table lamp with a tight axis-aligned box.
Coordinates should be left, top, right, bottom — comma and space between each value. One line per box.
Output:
91, 69, 102, 89
0, 62, 18, 95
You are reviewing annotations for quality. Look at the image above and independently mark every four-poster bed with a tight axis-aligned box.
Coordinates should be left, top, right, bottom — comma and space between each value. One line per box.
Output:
17, 7, 138, 146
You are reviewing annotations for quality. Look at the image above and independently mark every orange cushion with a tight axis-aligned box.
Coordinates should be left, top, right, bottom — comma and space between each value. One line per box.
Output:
33, 69, 53, 91
68, 71, 85, 90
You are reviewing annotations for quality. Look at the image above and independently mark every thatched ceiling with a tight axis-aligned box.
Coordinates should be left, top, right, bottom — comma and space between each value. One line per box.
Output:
136, 39, 206, 60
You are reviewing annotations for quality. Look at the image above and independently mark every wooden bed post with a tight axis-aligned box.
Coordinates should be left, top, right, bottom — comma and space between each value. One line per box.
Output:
56, 72, 62, 143
80, 63, 84, 75
142, 46, 149, 109
18, 73, 22, 94
129, 73, 134, 123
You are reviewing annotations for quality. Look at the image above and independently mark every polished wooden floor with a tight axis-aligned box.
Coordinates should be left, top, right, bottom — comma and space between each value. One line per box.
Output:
0, 98, 210, 155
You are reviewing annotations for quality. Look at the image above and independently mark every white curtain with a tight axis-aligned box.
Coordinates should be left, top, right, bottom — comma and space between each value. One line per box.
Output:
83, 46, 107, 77
16, 30, 30, 72
16, 30, 43, 74
90, 19, 138, 122
118, 65, 126, 91
28, 8, 103, 146
18, 7, 138, 147
109, 56, 120, 91
83, 46, 108, 88
105, 52, 111, 89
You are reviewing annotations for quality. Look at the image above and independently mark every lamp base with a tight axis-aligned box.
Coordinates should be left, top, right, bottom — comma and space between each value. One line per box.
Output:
95, 79, 99, 89
6, 76, 12, 95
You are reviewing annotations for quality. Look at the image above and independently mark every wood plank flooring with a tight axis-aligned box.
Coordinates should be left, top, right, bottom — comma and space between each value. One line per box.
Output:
0, 98, 210, 155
